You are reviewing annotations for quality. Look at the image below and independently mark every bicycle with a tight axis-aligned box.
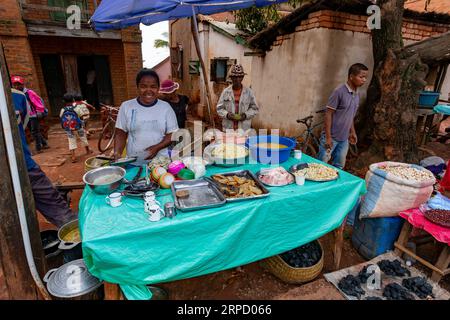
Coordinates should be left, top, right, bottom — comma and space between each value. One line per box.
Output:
291, 110, 324, 157
98, 103, 119, 153
291, 109, 358, 158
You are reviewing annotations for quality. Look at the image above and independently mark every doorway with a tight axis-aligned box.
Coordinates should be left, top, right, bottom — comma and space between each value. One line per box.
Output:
77, 55, 114, 109
40, 54, 66, 116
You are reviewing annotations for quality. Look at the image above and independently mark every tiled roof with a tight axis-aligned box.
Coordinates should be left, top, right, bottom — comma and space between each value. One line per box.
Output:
405, 0, 450, 15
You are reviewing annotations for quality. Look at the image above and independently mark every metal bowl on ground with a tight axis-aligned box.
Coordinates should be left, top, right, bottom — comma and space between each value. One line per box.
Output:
84, 156, 110, 172
57, 219, 82, 263
82, 166, 126, 194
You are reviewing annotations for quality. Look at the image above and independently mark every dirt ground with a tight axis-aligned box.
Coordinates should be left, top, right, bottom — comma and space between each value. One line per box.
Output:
30, 118, 450, 300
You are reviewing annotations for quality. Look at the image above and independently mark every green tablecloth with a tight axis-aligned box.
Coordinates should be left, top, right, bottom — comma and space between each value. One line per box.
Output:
78, 155, 366, 299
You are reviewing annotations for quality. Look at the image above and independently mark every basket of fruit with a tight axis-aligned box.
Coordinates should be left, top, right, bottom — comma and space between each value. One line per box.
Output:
260, 240, 323, 284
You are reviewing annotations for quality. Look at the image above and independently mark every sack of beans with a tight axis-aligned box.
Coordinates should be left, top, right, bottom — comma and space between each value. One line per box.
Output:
360, 162, 436, 218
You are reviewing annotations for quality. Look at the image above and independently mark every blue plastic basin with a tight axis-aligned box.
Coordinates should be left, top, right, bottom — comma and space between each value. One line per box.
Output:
419, 91, 440, 108
245, 135, 295, 164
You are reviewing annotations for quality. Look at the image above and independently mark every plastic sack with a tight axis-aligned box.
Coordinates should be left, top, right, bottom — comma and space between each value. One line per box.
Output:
360, 162, 436, 218
427, 192, 450, 210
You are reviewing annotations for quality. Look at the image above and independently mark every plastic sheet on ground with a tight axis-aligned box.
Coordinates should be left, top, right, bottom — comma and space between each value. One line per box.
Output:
324, 252, 450, 300
78, 155, 366, 300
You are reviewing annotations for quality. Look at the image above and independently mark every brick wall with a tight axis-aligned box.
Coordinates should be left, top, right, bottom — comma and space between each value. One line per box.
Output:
121, 27, 143, 99
29, 36, 131, 110
21, 0, 98, 22
1, 36, 40, 92
271, 10, 450, 49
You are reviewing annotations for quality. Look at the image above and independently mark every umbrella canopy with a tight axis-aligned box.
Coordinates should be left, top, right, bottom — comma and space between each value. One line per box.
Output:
90, 0, 288, 31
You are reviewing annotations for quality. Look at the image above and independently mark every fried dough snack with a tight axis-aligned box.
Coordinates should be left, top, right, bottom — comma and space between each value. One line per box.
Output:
212, 174, 262, 198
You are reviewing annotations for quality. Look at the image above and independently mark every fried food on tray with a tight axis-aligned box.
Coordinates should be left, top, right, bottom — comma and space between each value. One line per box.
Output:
212, 174, 262, 198
175, 190, 190, 198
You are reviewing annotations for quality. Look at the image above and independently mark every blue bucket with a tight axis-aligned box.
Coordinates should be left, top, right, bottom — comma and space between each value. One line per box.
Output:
245, 135, 295, 164
419, 91, 440, 108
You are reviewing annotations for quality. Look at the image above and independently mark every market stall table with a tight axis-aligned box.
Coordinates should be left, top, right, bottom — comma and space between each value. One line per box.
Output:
78, 155, 366, 299
395, 208, 450, 282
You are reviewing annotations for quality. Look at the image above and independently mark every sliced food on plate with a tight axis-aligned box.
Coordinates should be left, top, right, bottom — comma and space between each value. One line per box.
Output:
258, 167, 294, 186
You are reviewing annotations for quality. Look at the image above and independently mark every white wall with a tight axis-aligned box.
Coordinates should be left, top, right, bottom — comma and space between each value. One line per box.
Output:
200, 23, 253, 109
250, 28, 374, 136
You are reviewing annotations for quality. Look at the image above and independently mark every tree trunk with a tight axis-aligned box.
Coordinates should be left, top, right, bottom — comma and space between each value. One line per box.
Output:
354, 0, 430, 169
357, 0, 405, 142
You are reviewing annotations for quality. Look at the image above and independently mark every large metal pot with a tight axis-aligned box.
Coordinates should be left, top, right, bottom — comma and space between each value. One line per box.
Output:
43, 259, 104, 300
82, 166, 126, 194
58, 219, 82, 263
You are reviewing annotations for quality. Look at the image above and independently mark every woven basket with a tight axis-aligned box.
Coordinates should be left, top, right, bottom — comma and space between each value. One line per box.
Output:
260, 241, 324, 284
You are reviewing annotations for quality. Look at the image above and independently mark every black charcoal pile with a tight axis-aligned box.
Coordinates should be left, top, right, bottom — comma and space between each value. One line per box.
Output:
337, 275, 365, 298
377, 259, 411, 277
402, 277, 434, 299
383, 283, 415, 300
357, 264, 376, 284
280, 241, 322, 268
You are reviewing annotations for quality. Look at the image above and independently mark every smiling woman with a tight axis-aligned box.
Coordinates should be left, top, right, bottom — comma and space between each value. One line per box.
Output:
113, 68, 179, 165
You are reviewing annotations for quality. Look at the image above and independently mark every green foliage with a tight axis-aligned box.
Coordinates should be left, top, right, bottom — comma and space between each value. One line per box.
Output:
234, 0, 306, 34
154, 32, 169, 48
154, 39, 169, 48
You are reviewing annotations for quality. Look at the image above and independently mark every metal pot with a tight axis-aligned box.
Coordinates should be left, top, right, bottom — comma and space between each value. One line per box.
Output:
40, 230, 61, 258
58, 219, 82, 263
43, 259, 104, 300
82, 166, 126, 194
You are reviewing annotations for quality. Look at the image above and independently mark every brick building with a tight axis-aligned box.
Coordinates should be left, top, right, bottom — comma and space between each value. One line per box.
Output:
0, 0, 143, 116
245, 0, 450, 135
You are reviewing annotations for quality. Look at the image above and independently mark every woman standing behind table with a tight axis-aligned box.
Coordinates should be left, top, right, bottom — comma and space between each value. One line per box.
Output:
114, 69, 179, 165
159, 79, 189, 129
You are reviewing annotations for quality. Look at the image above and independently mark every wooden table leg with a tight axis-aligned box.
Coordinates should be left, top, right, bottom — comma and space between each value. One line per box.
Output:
431, 246, 450, 283
333, 219, 346, 270
394, 221, 412, 256
104, 282, 124, 300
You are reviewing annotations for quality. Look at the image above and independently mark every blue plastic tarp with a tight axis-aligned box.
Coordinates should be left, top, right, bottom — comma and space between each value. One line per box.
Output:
90, 0, 289, 30
78, 155, 366, 299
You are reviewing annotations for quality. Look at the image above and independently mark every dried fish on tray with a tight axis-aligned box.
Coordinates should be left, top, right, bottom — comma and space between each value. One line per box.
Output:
208, 170, 270, 202
171, 178, 226, 211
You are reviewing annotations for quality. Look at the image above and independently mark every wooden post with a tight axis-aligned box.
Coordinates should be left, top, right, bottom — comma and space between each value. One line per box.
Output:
333, 219, 346, 270
0, 46, 47, 299
190, 15, 215, 129
431, 246, 450, 283
104, 282, 124, 300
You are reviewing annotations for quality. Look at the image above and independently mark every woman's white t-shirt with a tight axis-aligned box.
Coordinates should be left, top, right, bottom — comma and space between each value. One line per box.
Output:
115, 98, 179, 165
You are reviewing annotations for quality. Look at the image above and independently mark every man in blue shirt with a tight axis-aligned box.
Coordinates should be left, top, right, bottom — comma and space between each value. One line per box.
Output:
12, 88, 76, 228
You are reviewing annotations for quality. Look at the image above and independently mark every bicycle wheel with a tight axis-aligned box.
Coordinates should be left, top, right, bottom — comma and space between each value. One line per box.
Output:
304, 141, 317, 157
98, 120, 116, 153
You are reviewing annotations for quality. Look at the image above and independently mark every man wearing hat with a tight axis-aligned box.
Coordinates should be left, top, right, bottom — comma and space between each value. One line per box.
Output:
159, 79, 189, 128
217, 64, 259, 131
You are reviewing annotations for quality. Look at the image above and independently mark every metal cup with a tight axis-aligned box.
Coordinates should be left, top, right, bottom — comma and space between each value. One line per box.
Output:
164, 202, 177, 219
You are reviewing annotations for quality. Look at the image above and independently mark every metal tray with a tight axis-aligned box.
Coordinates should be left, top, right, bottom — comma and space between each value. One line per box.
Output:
171, 178, 226, 212
255, 169, 295, 187
289, 163, 339, 182
208, 170, 270, 202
